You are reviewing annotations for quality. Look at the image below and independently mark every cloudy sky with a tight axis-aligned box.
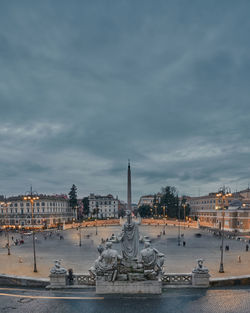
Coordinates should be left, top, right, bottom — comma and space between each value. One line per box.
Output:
0, 0, 250, 202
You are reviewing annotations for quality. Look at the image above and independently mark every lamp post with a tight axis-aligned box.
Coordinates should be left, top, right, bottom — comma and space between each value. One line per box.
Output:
23, 188, 39, 273
178, 201, 181, 246
79, 224, 82, 246
95, 219, 98, 235
162, 205, 166, 217
154, 204, 157, 218
183, 203, 186, 229
1, 198, 11, 255
216, 188, 232, 273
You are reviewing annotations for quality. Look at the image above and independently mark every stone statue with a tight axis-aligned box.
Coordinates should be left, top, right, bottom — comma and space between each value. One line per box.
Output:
89, 242, 122, 280
140, 242, 165, 278
119, 210, 139, 260
192, 259, 209, 274
50, 260, 67, 274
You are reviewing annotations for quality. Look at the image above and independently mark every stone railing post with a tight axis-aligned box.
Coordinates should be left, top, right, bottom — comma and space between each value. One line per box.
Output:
192, 259, 210, 288
49, 272, 67, 288
49, 260, 67, 288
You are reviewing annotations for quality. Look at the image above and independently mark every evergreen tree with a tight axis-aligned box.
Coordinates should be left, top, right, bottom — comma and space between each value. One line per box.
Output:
138, 204, 152, 218
82, 197, 89, 217
92, 203, 99, 218
160, 186, 179, 218
68, 184, 78, 211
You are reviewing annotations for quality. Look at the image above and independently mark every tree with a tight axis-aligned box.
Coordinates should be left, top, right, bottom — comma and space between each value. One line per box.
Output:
138, 205, 152, 218
82, 197, 89, 217
119, 207, 126, 218
160, 186, 179, 218
92, 203, 99, 218
69, 184, 78, 212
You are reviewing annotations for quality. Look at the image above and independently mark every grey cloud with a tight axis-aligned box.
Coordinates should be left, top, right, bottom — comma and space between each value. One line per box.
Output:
0, 0, 250, 200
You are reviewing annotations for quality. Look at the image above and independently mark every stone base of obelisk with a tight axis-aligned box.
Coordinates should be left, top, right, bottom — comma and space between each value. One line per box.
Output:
96, 278, 162, 294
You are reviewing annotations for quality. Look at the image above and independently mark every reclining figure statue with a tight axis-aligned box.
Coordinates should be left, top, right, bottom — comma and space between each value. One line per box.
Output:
140, 242, 165, 279
89, 242, 122, 281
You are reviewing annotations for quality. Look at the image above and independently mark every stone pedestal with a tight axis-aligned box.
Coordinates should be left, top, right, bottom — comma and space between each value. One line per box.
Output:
49, 273, 67, 288
192, 272, 210, 287
96, 277, 162, 294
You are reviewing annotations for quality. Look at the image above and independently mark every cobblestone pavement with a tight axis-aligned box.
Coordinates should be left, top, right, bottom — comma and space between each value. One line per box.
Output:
0, 286, 249, 313
0, 225, 249, 278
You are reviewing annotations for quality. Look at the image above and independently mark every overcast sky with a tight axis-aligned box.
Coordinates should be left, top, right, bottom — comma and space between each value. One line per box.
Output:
0, 0, 250, 202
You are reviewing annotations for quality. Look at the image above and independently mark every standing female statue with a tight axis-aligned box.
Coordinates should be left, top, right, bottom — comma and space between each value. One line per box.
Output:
119, 211, 139, 260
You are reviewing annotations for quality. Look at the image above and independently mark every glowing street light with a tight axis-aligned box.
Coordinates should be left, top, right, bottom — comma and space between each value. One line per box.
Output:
216, 187, 232, 273
0, 198, 11, 255
23, 187, 39, 273
79, 225, 82, 246
95, 219, 98, 235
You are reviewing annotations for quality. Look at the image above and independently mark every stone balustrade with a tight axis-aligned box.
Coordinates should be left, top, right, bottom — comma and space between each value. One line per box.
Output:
162, 273, 192, 285
49, 271, 210, 289
73, 273, 95, 286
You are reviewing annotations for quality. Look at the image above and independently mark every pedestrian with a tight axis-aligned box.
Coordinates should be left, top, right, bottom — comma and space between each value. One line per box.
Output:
238, 255, 241, 263
183, 241, 186, 247
246, 244, 249, 252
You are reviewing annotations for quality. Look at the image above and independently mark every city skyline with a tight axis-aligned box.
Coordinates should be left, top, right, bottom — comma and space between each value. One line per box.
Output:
1, 1, 250, 202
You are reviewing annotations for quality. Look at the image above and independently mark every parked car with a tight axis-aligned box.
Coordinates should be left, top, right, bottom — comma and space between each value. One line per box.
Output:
195, 233, 202, 238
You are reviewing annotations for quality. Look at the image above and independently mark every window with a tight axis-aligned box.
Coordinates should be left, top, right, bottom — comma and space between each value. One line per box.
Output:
42, 202, 45, 206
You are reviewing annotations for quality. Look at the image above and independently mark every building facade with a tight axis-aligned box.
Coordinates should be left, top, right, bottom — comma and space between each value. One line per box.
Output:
138, 193, 162, 208
188, 189, 250, 233
0, 194, 75, 228
88, 193, 119, 218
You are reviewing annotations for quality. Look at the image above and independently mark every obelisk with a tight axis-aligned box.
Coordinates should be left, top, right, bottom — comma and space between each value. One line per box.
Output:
127, 160, 132, 211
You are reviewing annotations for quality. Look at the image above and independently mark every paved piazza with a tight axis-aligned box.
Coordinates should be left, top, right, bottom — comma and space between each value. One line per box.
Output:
0, 224, 250, 278
0, 286, 249, 313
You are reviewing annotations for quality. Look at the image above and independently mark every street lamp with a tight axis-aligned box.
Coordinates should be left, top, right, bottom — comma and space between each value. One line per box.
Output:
0, 198, 11, 255
79, 224, 82, 246
178, 201, 181, 246
95, 219, 98, 235
23, 188, 39, 273
162, 205, 166, 217
216, 188, 232, 273
183, 203, 186, 229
